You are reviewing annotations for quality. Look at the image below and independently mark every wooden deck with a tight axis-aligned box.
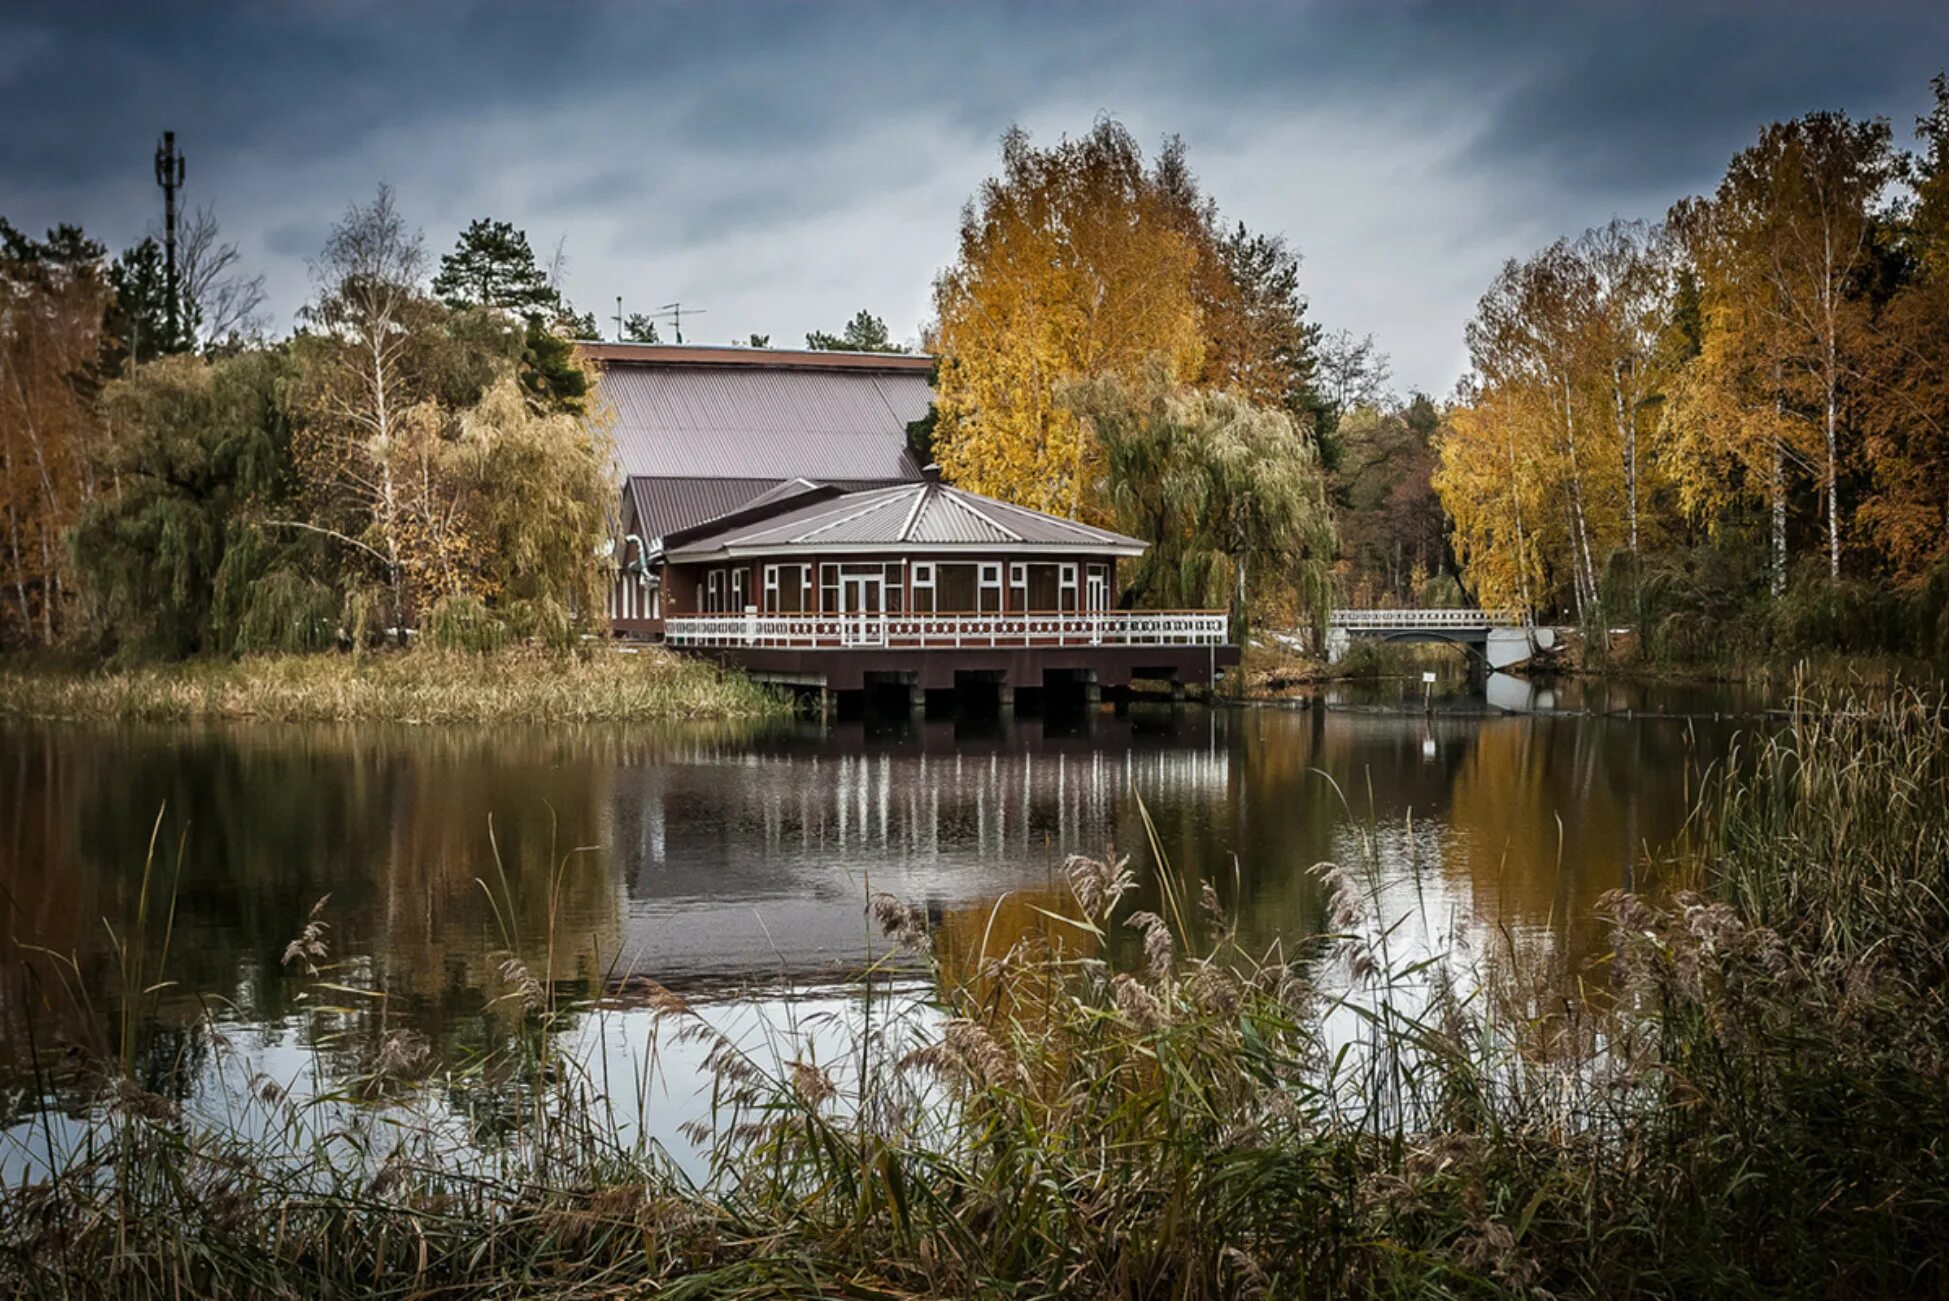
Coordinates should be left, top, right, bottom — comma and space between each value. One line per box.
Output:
661, 610, 1237, 692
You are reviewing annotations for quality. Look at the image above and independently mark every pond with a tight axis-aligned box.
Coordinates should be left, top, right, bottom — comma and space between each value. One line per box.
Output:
0, 674, 1769, 1172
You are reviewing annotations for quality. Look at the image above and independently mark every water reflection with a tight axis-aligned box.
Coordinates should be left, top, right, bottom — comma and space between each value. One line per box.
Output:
2, 693, 1738, 1114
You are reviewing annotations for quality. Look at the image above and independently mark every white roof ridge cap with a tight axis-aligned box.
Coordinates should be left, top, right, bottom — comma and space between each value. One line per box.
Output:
942, 487, 1023, 542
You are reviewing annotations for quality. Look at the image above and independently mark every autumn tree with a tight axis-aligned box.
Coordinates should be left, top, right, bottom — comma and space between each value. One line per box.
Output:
291, 186, 454, 633
1858, 76, 1949, 580
806, 309, 905, 353
1671, 113, 1899, 583
929, 122, 1207, 518
1577, 219, 1673, 560
1434, 380, 1551, 617
1335, 394, 1452, 605
1463, 241, 1623, 620
0, 220, 111, 645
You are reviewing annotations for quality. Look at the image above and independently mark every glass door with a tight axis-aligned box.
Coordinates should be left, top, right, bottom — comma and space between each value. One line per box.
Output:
841, 573, 885, 646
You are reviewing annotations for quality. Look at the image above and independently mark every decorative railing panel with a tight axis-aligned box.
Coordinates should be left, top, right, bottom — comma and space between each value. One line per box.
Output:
1328, 608, 1522, 630
665, 610, 1229, 650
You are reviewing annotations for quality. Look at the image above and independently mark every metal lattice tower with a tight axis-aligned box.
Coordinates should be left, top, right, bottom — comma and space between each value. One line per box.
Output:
153, 131, 186, 343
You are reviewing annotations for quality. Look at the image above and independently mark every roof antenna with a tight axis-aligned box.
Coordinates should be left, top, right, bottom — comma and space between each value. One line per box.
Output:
614, 295, 623, 342
649, 301, 706, 344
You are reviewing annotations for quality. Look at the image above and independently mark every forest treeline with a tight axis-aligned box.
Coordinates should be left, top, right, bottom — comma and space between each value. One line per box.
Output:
0, 194, 617, 657
7, 84, 1945, 664
1436, 77, 1949, 661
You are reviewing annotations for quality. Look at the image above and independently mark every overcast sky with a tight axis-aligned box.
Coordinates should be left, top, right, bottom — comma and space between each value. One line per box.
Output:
3, 2, 1944, 393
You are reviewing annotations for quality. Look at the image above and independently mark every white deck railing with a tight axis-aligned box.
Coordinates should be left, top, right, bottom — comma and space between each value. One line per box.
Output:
1329, 607, 1523, 630
665, 610, 1229, 650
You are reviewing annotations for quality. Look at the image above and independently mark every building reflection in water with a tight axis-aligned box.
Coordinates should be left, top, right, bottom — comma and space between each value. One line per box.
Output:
1, 698, 1733, 1102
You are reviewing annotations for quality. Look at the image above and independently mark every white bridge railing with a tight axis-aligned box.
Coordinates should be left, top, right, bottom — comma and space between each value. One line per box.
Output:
666, 610, 1229, 650
1329, 607, 1524, 630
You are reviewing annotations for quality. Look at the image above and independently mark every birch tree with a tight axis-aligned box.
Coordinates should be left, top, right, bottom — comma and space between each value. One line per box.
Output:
292, 186, 439, 635
1678, 114, 1898, 581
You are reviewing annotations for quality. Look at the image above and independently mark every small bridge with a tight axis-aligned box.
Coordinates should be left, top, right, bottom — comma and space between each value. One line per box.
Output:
1326, 608, 1556, 670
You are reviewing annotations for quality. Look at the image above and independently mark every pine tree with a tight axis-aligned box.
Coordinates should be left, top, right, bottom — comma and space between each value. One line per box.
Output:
105, 238, 192, 366
432, 219, 559, 316
806, 309, 905, 352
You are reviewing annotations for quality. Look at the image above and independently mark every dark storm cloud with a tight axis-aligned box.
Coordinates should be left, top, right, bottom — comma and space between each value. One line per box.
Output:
2, 1, 1943, 390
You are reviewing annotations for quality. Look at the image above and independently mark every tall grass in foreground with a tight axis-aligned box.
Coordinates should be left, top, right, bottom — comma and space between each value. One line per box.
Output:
3, 691, 1946, 1297
0, 644, 787, 723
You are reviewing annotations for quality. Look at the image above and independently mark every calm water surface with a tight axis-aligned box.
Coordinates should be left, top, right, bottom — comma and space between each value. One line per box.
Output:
0, 674, 1772, 1164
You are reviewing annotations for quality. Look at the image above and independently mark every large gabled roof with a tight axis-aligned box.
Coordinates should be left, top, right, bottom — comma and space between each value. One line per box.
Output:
587, 344, 934, 483
664, 480, 1147, 561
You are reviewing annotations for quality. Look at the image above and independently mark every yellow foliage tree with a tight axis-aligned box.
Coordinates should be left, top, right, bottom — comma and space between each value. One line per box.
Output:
930, 123, 1206, 521
0, 223, 110, 646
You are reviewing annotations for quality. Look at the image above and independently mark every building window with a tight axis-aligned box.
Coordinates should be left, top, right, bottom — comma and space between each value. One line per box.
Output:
1059, 563, 1078, 612
730, 567, 747, 611
912, 562, 935, 613
706, 570, 722, 613
1009, 562, 1027, 612
979, 562, 1003, 614
820, 563, 838, 615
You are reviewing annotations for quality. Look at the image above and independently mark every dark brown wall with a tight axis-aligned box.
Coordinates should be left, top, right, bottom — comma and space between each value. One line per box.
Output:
665, 552, 1123, 616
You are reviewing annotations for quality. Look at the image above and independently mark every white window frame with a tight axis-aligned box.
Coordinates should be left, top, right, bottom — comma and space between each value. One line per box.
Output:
1086, 563, 1110, 612
1059, 563, 1079, 612
912, 562, 935, 613
979, 562, 1003, 613
706, 569, 722, 613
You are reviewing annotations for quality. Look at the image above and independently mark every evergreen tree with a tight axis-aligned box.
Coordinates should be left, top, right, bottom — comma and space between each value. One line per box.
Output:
432, 218, 559, 316
555, 306, 600, 340
622, 313, 661, 343
105, 238, 191, 367
806, 309, 906, 352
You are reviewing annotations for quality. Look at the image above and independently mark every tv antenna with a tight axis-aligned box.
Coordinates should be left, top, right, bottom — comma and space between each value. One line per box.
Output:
153, 130, 186, 343
647, 301, 705, 344
614, 295, 623, 342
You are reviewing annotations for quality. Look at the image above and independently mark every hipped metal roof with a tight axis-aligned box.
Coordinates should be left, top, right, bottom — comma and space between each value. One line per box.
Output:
664, 480, 1148, 561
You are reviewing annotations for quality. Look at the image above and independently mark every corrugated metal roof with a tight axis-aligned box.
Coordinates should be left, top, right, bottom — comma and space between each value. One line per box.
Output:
628, 477, 780, 540
666, 482, 1148, 559
599, 362, 932, 481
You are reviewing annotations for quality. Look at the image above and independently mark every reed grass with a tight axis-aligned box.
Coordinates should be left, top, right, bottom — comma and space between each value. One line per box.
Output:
2, 688, 1945, 1297
0, 645, 788, 724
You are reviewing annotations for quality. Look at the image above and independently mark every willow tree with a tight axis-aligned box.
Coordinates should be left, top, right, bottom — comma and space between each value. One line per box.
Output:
1064, 372, 1333, 643
446, 371, 617, 641
72, 349, 338, 657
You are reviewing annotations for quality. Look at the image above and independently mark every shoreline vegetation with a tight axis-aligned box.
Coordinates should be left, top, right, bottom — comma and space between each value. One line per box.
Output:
2, 689, 1943, 1296
0, 645, 788, 724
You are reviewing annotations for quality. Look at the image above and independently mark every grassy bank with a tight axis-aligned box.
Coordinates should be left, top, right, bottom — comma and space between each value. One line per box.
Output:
0, 645, 788, 724
3, 691, 1945, 1296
